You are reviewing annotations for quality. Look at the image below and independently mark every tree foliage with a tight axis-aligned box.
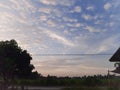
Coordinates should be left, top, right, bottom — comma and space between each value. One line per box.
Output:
0, 39, 36, 89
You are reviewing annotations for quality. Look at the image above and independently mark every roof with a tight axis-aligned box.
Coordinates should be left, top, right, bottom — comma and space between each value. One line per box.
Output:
111, 70, 120, 74
109, 48, 120, 62
111, 67, 120, 74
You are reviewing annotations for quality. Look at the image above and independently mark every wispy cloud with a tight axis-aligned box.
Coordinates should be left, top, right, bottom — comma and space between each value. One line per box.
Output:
42, 30, 75, 47
97, 34, 120, 53
39, 0, 75, 6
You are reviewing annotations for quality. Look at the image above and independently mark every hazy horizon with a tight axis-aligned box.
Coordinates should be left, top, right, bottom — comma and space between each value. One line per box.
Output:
32, 55, 114, 77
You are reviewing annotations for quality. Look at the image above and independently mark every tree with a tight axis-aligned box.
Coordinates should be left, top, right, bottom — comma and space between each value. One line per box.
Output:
0, 39, 35, 90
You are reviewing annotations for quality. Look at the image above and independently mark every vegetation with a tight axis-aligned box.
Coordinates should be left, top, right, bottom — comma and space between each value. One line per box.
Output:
0, 40, 39, 90
12, 74, 119, 86
9, 74, 119, 90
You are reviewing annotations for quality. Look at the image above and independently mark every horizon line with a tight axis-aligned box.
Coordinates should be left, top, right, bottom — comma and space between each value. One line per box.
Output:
32, 53, 113, 56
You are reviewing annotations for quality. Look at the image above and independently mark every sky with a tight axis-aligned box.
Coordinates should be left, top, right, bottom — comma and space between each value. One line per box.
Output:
0, 0, 120, 76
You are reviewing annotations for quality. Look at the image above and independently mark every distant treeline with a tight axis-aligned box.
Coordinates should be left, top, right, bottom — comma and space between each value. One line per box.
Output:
15, 74, 120, 87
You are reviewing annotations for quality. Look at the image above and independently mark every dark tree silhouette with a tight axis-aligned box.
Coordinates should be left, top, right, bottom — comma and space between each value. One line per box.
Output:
0, 39, 35, 90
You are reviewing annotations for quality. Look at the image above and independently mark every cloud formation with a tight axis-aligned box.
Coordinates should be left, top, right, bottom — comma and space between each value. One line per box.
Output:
104, 2, 112, 10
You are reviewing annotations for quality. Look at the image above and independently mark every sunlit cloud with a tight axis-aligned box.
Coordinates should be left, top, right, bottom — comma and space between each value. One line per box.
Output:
104, 2, 112, 10
82, 14, 92, 20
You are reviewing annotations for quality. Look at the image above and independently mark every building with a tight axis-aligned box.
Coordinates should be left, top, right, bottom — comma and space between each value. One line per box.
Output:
109, 48, 120, 62
109, 48, 120, 74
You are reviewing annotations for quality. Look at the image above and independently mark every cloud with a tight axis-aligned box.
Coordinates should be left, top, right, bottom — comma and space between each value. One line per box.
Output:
64, 30, 70, 35
105, 22, 115, 27
94, 14, 104, 20
70, 6, 82, 13
38, 7, 52, 14
39, 0, 75, 6
2, 0, 36, 26
63, 17, 78, 22
66, 22, 82, 28
97, 34, 120, 53
112, 0, 120, 8
104, 2, 112, 10
77, 33, 120, 54
39, 0, 57, 5
0, 2, 10, 9
42, 30, 75, 47
84, 26, 100, 33
82, 14, 92, 20
9, 0, 36, 12
87, 5, 94, 11
74, 6, 82, 13
75, 23, 81, 27
39, 15, 48, 21
0, 12, 13, 24
95, 20, 103, 24
46, 20, 56, 27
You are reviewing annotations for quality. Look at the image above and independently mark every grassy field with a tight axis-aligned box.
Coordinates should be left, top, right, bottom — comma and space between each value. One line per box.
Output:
7, 75, 120, 90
